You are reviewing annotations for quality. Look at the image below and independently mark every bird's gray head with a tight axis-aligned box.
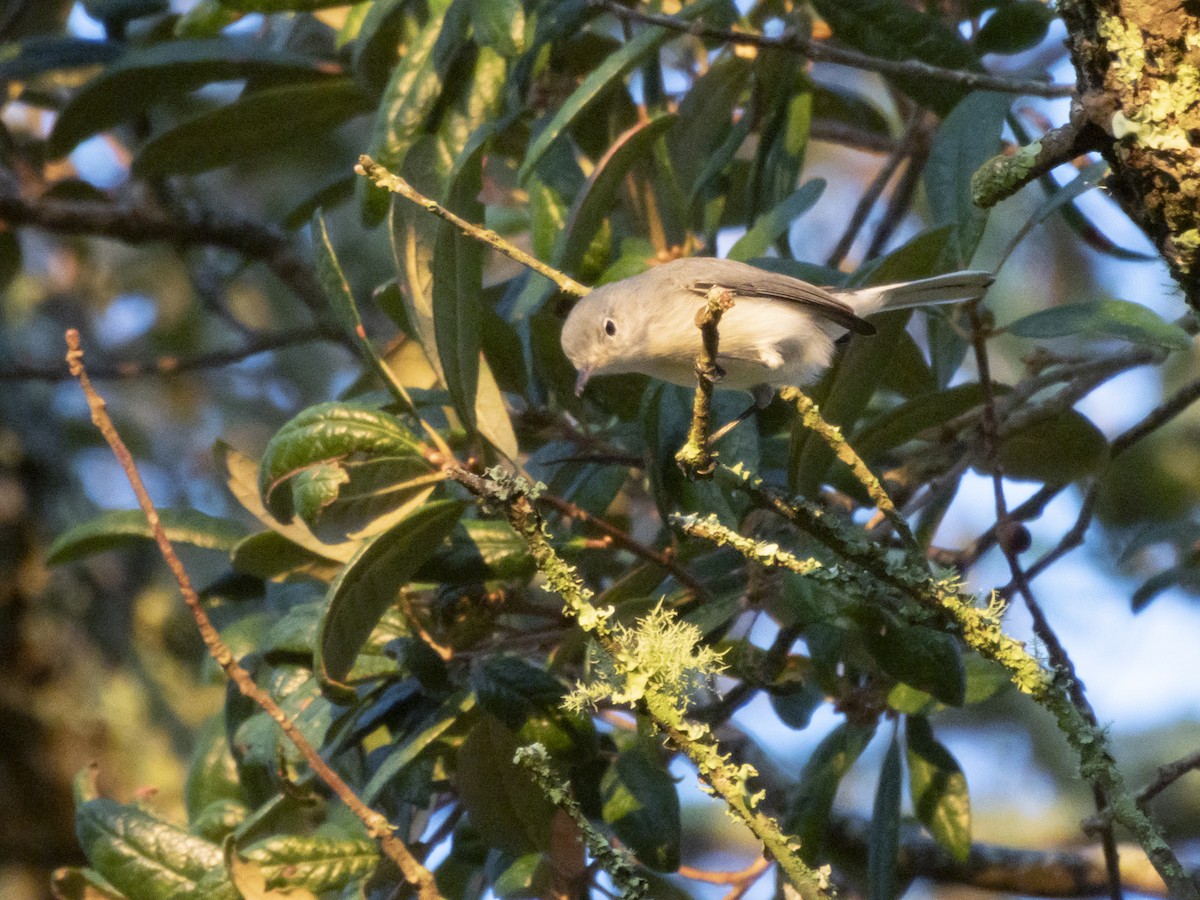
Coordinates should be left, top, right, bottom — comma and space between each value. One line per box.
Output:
560, 284, 639, 395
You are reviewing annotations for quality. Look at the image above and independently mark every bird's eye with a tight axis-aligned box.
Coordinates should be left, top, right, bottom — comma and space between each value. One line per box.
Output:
604, 318, 617, 337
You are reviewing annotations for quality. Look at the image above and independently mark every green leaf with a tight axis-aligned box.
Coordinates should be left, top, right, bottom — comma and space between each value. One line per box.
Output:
0, 36, 120, 80
185, 717, 244, 825
863, 618, 966, 707
239, 835, 379, 894
75, 797, 235, 900
470, 0, 525, 56
360, 5, 451, 220
809, 0, 980, 115
454, 716, 557, 855
363, 690, 477, 803
258, 402, 427, 520
868, 736, 902, 900
906, 716, 971, 861
668, 55, 753, 198
994, 409, 1108, 483
47, 508, 246, 564
83, 0, 167, 24
975, 1, 1055, 55
555, 113, 676, 276
853, 383, 1003, 459
601, 747, 681, 872
1005, 298, 1192, 351
132, 78, 369, 176
472, 654, 566, 728
517, 0, 725, 182
924, 91, 1011, 267
50, 867, 127, 900
216, 0, 351, 10
785, 723, 875, 860
48, 39, 338, 156
726, 179, 825, 262
315, 500, 465, 701
432, 140, 486, 432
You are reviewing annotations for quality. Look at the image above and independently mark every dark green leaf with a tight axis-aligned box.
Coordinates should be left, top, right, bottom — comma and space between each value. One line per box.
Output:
470, 0, 525, 56
472, 655, 566, 729
415, 519, 536, 583
48, 39, 339, 156
863, 619, 966, 707
785, 723, 875, 859
493, 853, 550, 898
868, 736, 902, 900
50, 867, 126, 900
83, 0, 166, 24
602, 747, 681, 872
185, 716, 244, 824
854, 384, 1001, 459
906, 716, 971, 861
363, 690, 477, 803
0, 36, 120, 80
975, 1, 1055, 55
555, 113, 676, 276
769, 681, 825, 730
1005, 298, 1192, 351
924, 91, 1011, 267
668, 55, 753, 197
454, 716, 556, 855
433, 140, 486, 432
1132, 567, 1188, 611
517, 0, 725, 182
726, 179, 826, 262
133, 78, 369, 176
216, 0, 351, 10
315, 500, 464, 700
994, 409, 1108, 483
47, 508, 246, 564
810, 0, 980, 114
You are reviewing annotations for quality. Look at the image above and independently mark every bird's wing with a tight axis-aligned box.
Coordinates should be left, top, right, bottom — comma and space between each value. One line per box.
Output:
690, 269, 876, 336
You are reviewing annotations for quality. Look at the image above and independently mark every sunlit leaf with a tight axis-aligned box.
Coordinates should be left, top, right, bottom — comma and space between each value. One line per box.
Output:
727, 179, 825, 262
602, 748, 681, 872
47, 508, 246, 564
1006, 298, 1192, 351
906, 716, 971, 861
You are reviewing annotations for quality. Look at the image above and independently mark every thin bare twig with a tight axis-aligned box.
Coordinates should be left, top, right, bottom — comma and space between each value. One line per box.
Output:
64, 329, 444, 900
676, 287, 734, 478
591, 0, 1076, 99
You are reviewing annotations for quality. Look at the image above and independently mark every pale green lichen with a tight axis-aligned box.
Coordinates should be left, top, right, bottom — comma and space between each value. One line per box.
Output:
971, 140, 1043, 209
1098, 13, 1145, 80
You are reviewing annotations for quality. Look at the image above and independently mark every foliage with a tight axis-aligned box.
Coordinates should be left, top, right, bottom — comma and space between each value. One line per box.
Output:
3, 1, 1200, 899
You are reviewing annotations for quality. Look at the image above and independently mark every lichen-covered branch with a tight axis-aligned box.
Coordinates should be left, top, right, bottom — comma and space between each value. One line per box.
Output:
1057, 0, 1200, 302
676, 288, 735, 478
355, 156, 590, 298
706, 462, 1197, 900
779, 386, 916, 547
514, 744, 648, 899
447, 466, 832, 900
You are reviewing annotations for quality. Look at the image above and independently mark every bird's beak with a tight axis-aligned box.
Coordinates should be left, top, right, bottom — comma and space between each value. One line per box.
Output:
574, 366, 593, 397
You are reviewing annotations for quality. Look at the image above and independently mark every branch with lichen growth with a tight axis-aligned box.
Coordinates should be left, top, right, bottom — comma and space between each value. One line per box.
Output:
780, 386, 916, 547
355, 156, 590, 298
676, 287, 735, 478
702, 462, 1196, 899
971, 103, 1102, 209
514, 744, 649, 899
447, 465, 831, 900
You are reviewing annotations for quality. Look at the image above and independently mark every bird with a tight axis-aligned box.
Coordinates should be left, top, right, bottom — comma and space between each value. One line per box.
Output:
561, 257, 994, 404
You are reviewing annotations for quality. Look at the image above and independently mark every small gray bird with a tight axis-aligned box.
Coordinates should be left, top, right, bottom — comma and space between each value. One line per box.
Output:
561, 258, 993, 399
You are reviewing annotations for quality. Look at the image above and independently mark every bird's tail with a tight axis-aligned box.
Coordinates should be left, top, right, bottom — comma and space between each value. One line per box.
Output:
839, 271, 994, 316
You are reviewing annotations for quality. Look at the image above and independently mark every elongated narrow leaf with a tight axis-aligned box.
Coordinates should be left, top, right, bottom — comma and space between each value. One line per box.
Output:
48, 508, 246, 564
360, 5, 452, 221
432, 142, 486, 432
517, 0, 724, 183
215, 0, 349, 10
0, 36, 120, 80
239, 835, 379, 894
316, 500, 465, 701
601, 748, 682, 872
863, 617, 966, 707
785, 723, 875, 860
727, 179, 825, 262
974, 1, 1055, 55
669, 55, 753, 197
555, 113, 676, 275
995, 160, 1107, 268
414, 519, 535, 584
48, 39, 339, 156
1006, 298, 1192, 351
133, 78, 369, 176
924, 91, 1011, 267
868, 736, 903, 900
906, 716, 971, 861
853, 384, 1004, 459
363, 690, 477, 803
